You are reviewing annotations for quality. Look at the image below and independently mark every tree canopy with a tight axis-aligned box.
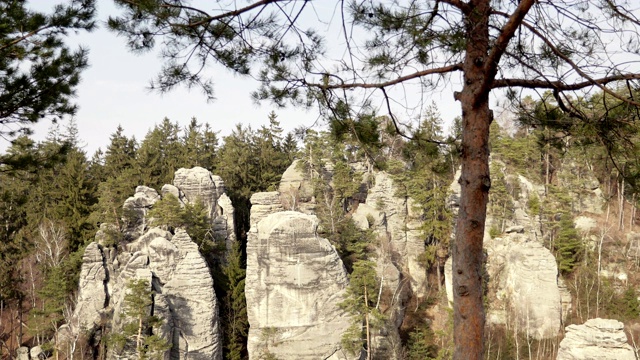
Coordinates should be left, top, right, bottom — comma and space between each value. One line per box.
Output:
107, 1, 640, 358
0, 0, 96, 141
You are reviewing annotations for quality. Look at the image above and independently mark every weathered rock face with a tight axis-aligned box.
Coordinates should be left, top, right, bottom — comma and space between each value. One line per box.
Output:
278, 159, 316, 213
123, 185, 160, 239
68, 168, 232, 360
557, 318, 636, 360
444, 232, 564, 338
72, 228, 222, 360
275, 161, 425, 359
486, 233, 563, 339
173, 167, 236, 247
73, 242, 108, 331
249, 191, 284, 227
359, 171, 426, 297
446, 165, 565, 339
245, 210, 355, 360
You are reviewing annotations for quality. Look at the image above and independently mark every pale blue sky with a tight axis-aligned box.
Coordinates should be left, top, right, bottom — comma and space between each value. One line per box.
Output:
19, 0, 463, 155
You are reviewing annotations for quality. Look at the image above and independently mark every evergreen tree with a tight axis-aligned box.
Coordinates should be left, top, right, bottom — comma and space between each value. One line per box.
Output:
136, 118, 182, 189
103, 125, 137, 177
109, 2, 640, 356
220, 241, 248, 360
200, 123, 219, 172
109, 279, 171, 359
0, 0, 96, 141
488, 162, 513, 234
339, 260, 384, 359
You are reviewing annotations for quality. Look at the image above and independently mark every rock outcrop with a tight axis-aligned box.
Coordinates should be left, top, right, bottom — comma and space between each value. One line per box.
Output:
485, 233, 563, 339
445, 166, 565, 339
245, 210, 354, 360
557, 318, 636, 360
68, 168, 231, 360
353, 171, 426, 297
123, 185, 160, 239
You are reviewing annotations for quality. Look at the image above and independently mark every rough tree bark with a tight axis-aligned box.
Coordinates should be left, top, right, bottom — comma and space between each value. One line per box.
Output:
453, 2, 491, 357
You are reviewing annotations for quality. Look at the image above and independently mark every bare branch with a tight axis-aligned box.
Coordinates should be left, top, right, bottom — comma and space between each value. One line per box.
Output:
306, 63, 463, 90
439, 0, 471, 14
484, 0, 536, 85
494, 72, 640, 97
516, 19, 640, 107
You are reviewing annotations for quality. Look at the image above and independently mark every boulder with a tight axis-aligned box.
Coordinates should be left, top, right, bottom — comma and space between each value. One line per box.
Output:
173, 167, 223, 219
245, 211, 355, 360
557, 318, 635, 360
249, 192, 284, 229
16, 347, 29, 360
278, 159, 316, 213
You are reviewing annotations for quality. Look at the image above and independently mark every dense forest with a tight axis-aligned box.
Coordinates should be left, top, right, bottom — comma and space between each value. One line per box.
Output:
3, 1, 640, 358
2, 88, 640, 359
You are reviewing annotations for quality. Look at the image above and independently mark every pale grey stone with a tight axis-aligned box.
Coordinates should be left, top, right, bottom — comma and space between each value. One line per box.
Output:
278, 159, 316, 213
73, 242, 108, 332
16, 347, 29, 360
249, 191, 284, 231
557, 318, 635, 360
246, 211, 355, 360
161, 184, 182, 201
365, 171, 426, 297
164, 229, 222, 360
505, 225, 525, 233
123, 186, 160, 239
574, 216, 598, 234
445, 233, 563, 339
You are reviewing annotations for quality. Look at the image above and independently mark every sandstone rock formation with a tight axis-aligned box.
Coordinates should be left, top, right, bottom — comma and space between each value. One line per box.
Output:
245, 210, 355, 360
557, 318, 636, 360
485, 233, 563, 339
173, 167, 236, 247
445, 230, 564, 339
123, 185, 160, 239
67, 168, 232, 360
353, 171, 426, 297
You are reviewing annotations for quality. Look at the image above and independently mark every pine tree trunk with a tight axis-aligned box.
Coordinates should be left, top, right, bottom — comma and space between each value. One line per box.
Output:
453, 2, 492, 358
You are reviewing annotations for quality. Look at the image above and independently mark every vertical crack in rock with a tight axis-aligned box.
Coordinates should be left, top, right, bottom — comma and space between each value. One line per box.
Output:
246, 209, 356, 360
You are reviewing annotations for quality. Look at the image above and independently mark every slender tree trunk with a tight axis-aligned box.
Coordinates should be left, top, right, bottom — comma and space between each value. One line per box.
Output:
137, 314, 143, 356
364, 284, 371, 360
453, 3, 492, 358
619, 177, 625, 231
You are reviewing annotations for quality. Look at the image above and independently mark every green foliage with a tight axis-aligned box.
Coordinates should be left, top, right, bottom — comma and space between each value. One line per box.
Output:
339, 260, 385, 357
219, 241, 249, 360
147, 194, 218, 253
488, 226, 501, 239
0, 0, 96, 140
488, 162, 514, 232
553, 213, 583, 274
527, 194, 541, 216
147, 193, 184, 229
109, 278, 170, 359
136, 118, 183, 188
607, 287, 640, 322
406, 307, 454, 360
541, 185, 584, 274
